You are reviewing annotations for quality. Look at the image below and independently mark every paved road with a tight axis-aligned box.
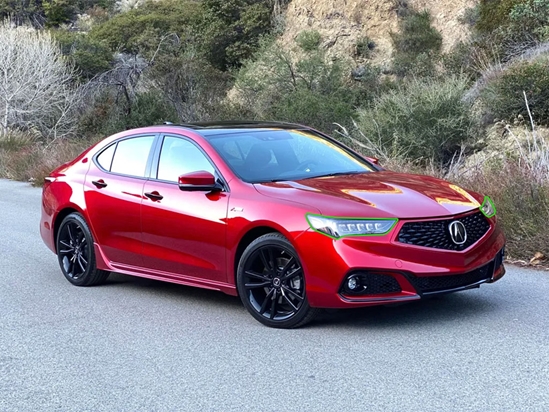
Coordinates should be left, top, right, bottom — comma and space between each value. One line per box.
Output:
1, 179, 548, 412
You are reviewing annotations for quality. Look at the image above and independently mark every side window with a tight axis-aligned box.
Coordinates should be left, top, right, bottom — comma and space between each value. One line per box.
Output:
96, 143, 116, 171
110, 135, 155, 177
157, 136, 215, 182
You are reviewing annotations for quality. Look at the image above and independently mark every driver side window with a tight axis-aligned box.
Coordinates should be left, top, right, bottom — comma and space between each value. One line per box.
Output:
157, 136, 215, 182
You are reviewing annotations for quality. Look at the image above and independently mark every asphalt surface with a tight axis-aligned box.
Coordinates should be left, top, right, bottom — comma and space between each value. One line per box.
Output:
1, 178, 548, 412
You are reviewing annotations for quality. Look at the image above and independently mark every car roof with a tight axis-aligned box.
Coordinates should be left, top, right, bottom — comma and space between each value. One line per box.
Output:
157, 121, 312, 137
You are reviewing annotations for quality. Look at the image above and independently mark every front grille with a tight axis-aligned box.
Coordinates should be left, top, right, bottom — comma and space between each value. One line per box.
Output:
407, 262, 493, 294
341, 272, 402, 296
397, 211, 490, 251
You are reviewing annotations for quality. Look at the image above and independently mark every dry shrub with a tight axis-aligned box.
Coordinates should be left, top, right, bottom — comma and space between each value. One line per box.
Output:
0, 138, 91, 186
457, 159, 549, 261
448, 114, 549, 261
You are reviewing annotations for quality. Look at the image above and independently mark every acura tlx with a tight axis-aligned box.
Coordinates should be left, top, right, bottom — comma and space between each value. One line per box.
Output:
40, 121, 505, 328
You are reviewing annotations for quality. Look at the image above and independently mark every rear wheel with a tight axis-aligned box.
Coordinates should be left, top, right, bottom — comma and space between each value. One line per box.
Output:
236, 233, 318, 328
56, 213, 109, 286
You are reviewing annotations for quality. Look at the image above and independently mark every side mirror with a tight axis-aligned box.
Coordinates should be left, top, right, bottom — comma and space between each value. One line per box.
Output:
178, 171, 222, 192
365, 156, 380, 165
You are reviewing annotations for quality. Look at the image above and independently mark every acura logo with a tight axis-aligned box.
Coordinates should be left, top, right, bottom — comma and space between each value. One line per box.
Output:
448, 221, 467, 245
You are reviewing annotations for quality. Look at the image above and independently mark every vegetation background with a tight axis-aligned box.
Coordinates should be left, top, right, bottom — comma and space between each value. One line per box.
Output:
0, 0, 547, 264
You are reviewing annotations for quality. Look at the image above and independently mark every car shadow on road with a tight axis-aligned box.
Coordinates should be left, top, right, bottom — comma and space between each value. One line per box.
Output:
105, 273, 501, 329
311, 291, 500, 329
105, 272, 243, 309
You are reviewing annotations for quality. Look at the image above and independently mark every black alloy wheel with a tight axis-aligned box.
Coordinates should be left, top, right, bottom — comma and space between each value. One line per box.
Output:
56, 213, 109, 286
237, 233, 318, 328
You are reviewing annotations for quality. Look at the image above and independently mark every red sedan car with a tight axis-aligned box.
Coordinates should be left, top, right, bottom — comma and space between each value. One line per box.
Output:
40, 122, 505, 328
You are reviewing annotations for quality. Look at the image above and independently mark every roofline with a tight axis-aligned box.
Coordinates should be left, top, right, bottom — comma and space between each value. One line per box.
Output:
155, 120, 311, 131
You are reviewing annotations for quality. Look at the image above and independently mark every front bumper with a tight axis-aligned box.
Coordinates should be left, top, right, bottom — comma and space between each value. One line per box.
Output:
295, 213, 506, 309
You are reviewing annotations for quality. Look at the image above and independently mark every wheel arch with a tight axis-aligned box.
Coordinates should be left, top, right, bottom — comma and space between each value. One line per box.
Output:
233, 226, 281, 286
52, 207, 81, 253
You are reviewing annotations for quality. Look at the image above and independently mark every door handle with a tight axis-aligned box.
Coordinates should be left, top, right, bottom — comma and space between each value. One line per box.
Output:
92, 179, 107, 188
145, 191, 163, 201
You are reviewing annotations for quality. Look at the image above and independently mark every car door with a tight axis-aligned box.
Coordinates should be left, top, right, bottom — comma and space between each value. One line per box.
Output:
84, 134, 156, 268
140, 135, 229, 283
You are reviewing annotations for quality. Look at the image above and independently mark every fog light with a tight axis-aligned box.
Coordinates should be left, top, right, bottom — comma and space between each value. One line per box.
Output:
347, 276, 360, 290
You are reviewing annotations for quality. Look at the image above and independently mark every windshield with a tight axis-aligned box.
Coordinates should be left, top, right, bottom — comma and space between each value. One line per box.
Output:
206, 129, 375, 183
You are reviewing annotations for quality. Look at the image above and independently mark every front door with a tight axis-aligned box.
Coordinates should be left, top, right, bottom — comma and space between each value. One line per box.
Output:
140, 135, 229, 283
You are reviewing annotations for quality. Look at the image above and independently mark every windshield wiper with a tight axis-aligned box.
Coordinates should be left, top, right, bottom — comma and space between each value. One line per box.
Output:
304, 171, 367, 179
255, 171, 367, 183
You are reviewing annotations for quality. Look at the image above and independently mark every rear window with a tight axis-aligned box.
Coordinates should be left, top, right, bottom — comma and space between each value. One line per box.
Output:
95, 135, 155, 178
96, 143, 116, 171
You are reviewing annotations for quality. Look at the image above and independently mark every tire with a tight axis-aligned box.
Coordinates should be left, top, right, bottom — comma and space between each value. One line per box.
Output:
236, 233, 318, 328
56, 213, 109, 286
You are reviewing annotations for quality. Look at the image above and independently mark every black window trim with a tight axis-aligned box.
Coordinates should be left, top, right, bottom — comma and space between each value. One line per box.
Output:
149, 133, 230, 192
92, 133, 160, 180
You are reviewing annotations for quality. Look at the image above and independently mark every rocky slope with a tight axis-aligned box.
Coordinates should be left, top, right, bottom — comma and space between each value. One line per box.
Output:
280, 0, 477, 63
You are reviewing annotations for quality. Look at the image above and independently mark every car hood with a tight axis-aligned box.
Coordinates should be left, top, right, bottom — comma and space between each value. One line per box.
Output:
254, 171, 482, 219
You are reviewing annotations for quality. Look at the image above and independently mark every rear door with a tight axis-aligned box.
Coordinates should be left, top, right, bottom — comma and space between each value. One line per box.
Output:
84, 134, 156, 267
140, 134, 229, 283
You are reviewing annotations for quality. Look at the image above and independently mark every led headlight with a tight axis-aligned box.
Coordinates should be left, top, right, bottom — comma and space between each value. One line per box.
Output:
480, 196, 496, 218
306, 214, 398, 239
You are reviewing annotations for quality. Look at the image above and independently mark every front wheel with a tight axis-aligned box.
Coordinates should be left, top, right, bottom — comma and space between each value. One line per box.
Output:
236, 233, 318, 328
56, 213, 109, 286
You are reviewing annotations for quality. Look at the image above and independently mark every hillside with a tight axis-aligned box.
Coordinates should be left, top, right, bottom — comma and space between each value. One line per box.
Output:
281, 0, 477, 63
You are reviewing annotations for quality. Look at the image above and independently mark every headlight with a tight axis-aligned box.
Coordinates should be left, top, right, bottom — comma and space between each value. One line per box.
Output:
306, 214, 398, 239
480, 196, 496, 218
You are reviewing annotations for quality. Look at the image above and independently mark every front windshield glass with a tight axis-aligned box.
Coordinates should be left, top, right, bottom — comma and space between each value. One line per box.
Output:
206, 129, 375, 183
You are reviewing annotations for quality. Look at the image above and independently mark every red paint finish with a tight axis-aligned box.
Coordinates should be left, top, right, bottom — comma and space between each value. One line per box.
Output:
40, 123, 506, 309
178, 170, 216, 187
140, 180, 229, 282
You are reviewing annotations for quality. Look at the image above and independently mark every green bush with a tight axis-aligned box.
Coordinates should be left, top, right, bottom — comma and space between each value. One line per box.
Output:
53, 30, 113, 81
198, 0, 272, 70
43, 0, 74, 27
272, 89, 355, 132
355, 36, 375, 59
477, 0, 549, 37
296, 30, 322, 52
476, 0, 549, 61
124, 91, 178, 129
77, 91, 178, 137
480, 58, 549, 124
357, 76, 481, 165
476, 0, 519, 34
0, 0, 44, 26
442, 42, 470, 76
391, 9, 442, 77
89, 0, 201, 57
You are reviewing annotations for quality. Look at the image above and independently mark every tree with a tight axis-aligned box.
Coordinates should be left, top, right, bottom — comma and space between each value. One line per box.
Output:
234, 37, 361, 133
43, 0, 74, 27
199, 0, 272, 70
0, 0, 45, 27
89, 0, 201, 58
0, 20, 76, 139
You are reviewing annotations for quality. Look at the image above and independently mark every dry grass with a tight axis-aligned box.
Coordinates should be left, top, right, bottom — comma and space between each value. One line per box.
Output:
0, 136, 91, 186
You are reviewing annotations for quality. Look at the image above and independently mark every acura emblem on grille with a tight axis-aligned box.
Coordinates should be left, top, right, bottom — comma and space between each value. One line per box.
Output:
448, 221, 467, 245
